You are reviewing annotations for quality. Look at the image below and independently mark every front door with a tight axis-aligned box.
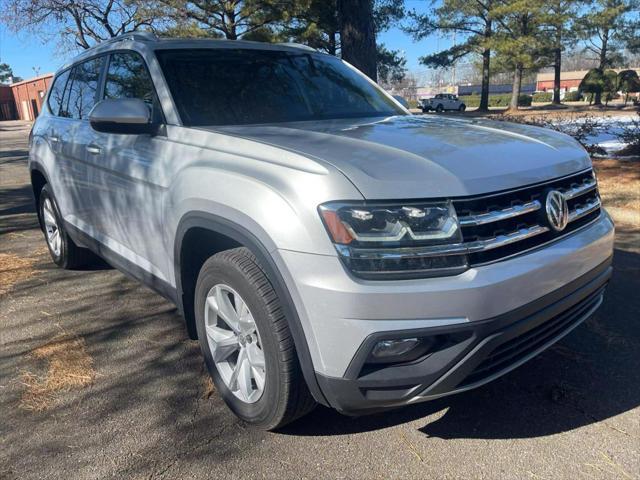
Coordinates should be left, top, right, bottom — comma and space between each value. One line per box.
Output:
86, 51, 172, 283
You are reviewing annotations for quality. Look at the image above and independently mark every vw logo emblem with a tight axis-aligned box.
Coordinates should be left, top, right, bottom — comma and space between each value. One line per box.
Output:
545, 190, 569, 232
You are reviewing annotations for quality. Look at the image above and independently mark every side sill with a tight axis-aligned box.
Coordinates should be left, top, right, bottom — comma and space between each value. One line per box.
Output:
64, 220, 179, 305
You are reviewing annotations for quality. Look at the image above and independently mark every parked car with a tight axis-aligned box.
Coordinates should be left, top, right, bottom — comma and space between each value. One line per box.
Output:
421, 93, 466, 112
30, 33, 613, 430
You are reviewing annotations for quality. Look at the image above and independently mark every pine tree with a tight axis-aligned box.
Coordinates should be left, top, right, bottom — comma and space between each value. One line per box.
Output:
488, 0, 550, 110
578, 0, 640, 104
405, 0, 494, 111
539, 0, 583, 104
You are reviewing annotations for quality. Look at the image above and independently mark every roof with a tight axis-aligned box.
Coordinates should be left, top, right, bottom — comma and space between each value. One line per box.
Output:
59, 32, 319, 71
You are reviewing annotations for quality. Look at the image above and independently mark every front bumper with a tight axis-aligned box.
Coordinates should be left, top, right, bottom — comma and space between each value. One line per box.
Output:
315, 257, 610, 414
273, 211, 614, 413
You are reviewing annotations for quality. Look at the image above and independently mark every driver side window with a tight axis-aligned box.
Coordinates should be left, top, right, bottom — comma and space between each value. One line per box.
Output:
104, 52, 162, 122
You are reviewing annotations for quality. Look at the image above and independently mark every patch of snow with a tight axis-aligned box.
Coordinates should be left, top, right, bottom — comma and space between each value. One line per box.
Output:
547, 115, 638, 155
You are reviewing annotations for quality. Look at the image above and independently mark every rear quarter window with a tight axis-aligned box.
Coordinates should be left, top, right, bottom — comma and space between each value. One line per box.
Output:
47, 70, 71, 116
61, 56, 105, 120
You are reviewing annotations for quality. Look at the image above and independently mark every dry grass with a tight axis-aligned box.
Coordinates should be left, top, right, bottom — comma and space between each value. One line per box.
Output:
203, 375, 216, 399
0, 253, 38, 296
20, 334, 95, 411
593, 159, 640, 228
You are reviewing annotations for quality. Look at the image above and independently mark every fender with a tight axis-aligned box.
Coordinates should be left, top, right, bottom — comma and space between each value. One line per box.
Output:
174, 211, 329, 406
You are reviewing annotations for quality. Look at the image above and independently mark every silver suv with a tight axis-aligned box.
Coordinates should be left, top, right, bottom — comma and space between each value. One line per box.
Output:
29, 33, 614, 429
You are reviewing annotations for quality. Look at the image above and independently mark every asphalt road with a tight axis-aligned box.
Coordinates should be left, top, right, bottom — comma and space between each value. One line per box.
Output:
1, 121, 639, 480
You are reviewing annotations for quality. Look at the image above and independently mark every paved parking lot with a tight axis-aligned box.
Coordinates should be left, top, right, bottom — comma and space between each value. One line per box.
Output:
1, 120, 639, 479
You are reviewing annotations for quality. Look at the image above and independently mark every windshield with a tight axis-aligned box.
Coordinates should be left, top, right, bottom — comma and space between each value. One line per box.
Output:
156, 48, 405, 126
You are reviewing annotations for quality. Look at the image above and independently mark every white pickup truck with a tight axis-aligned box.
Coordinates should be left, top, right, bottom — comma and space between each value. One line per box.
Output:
421, 94, 466, 113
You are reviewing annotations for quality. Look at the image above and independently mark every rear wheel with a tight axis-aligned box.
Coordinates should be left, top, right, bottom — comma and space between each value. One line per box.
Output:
195, 247, 315, 429
459, 104, 466, 112
39, 185, 97, 269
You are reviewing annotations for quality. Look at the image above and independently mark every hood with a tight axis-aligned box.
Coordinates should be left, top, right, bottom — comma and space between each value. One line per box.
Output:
203, 115, 591, 199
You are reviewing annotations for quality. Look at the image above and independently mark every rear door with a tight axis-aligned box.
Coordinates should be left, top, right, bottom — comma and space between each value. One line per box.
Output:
60, 56, 107, 230
42, 69, 75, 216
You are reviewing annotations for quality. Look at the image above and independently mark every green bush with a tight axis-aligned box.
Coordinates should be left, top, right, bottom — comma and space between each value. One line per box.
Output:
532, 92, 553, 103
564, 91, 583, 101
518, 94, 533, 106
462, 93, 532, 108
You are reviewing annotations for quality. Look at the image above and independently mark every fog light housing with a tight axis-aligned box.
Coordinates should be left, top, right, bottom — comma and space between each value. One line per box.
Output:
367, 337, 436, 364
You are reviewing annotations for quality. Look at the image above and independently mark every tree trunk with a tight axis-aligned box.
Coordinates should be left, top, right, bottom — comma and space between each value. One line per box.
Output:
509, 64, 523, 110
553, 47, 562, 104
593, 29, 609, 106
594, 90, 602, 105
478, 18, 492, 112
337, 0, 377, 81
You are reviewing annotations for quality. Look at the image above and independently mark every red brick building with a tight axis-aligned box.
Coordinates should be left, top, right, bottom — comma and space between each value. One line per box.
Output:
0, 85, 16, 120
9, 74, 54, 121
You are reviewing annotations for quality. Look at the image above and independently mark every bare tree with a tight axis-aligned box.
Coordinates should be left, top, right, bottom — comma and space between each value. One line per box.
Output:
153, 0, 303, 40
1, 0, 156, 50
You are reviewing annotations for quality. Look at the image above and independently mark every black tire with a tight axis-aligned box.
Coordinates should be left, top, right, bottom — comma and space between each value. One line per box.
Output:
195, 247, 316, 430
38, 185, 97, 269
459, 104, 466, 112
435, 104, 444, 113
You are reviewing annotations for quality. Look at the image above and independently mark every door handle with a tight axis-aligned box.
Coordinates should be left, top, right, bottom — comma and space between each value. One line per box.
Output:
86, 144, 102, 155
49, 135, 59, 143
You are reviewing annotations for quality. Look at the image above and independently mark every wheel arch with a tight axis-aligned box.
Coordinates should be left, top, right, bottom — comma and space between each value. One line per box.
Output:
174, 211, 328, 406
29, 162, 51, 230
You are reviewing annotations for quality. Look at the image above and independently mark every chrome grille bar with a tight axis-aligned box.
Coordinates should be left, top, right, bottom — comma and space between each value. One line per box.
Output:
563, 178, 596, 200
458, 200, 541, 227
467, 225, 550, 252
569, 197, 601, 222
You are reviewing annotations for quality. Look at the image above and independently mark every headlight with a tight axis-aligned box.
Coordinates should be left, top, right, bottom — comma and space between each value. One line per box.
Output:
319, 201, 468, 279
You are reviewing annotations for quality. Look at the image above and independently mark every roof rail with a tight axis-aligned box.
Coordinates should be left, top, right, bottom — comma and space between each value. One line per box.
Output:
100, 31, 158, 46
275, 42, 316, 52
81, 31, 157, 54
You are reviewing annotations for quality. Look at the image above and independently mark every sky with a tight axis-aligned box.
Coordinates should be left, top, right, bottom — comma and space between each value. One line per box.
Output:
0, 2, 450, 80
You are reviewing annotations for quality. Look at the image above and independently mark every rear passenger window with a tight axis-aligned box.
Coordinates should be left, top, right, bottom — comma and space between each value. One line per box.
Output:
47, 70, 71, 116
62, 57, 105, 119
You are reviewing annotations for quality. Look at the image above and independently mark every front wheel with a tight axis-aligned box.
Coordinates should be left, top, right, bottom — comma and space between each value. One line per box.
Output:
194, 247, 316, 430
435, 104, 444, 113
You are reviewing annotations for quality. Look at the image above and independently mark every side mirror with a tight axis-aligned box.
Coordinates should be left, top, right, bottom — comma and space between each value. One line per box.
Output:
89, 98, 155, 134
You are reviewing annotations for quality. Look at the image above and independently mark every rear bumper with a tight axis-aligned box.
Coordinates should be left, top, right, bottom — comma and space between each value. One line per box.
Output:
315, 257, 611, 414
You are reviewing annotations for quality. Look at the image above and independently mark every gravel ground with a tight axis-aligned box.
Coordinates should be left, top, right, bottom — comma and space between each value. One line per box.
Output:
1, 120, 639, 480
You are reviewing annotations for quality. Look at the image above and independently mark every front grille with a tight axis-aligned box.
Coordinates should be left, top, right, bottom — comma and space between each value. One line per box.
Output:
460, 286, 605, 387
454, 169, 601, 265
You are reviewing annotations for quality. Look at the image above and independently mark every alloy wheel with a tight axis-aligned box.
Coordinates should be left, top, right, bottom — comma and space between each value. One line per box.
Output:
42, 198, 61, 257
204, 284, 266, 403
